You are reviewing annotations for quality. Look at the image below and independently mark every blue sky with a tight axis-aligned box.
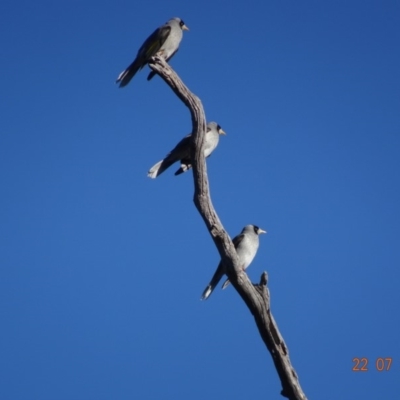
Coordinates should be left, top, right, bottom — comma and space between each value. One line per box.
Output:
1, 1, 399, 399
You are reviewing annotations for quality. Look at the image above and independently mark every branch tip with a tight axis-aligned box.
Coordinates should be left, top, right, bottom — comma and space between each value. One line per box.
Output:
260, 271, 268, 286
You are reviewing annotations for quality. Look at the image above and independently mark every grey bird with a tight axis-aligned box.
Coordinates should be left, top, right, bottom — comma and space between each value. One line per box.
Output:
201, 225, 267, 301
116, 17, 189, 87
147, 122, 226, 179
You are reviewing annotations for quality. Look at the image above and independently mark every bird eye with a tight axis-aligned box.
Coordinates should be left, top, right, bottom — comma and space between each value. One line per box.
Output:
180, 20, 185, 27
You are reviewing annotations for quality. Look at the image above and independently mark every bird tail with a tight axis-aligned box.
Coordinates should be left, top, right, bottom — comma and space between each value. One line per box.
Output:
174, 163, 191, 176
221, 278, 231, 290
201, 285, 213, 301
147, 70, 156, 81
116, 58, 142, 88
147, 157, 176, 179
200, 263, 224, 301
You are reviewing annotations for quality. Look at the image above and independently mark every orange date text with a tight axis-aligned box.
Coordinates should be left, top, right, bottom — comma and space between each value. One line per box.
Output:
352, 357, 392, 371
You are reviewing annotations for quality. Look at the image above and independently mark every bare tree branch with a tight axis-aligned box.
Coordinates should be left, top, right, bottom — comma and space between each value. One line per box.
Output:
148, 57, 307, 400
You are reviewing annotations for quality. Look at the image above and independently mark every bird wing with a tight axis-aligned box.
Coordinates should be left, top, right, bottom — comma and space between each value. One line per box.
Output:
232, 233, 245, 249
138, 24, 171, 60
174, 157, 191, 175
165, 134, 191, 158
220, 233, 245, 290
148, 134, 191, 178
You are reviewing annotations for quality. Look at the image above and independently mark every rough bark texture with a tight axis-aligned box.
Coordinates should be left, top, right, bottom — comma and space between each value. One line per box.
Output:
148, 56, 307, 400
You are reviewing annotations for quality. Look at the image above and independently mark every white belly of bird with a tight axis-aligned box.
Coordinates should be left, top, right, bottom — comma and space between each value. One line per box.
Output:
238, 239, 259, 270
161, 29, 183, 59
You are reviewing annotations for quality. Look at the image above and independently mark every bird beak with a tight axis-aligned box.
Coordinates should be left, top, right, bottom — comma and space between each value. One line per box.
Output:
182, 25, 189, 31
258, 228, 267, 234
218, 128, 226, 135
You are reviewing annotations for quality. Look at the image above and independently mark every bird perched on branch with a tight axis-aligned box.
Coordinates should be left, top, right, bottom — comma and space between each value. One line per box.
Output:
116, 17, 189, 87
147, 122, 226, 178
201, 225, 267, 300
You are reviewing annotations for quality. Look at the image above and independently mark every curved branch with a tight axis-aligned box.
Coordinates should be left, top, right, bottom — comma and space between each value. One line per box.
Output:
148, 57, 307, 400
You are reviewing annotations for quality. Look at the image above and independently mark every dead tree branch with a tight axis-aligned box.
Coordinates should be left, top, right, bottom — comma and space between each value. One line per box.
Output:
148, 56, 307, 400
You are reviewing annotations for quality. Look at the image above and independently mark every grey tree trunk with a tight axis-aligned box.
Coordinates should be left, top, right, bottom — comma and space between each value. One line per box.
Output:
149, 56, 307, 400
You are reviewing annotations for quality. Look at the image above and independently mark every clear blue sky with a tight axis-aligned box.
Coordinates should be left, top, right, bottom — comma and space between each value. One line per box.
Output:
1, 1, 399, 399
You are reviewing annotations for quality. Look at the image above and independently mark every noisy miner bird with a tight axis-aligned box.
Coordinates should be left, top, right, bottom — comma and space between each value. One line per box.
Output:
201, 225, 267, 300
147, 122, 226, 178
116, 17, 189, 87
